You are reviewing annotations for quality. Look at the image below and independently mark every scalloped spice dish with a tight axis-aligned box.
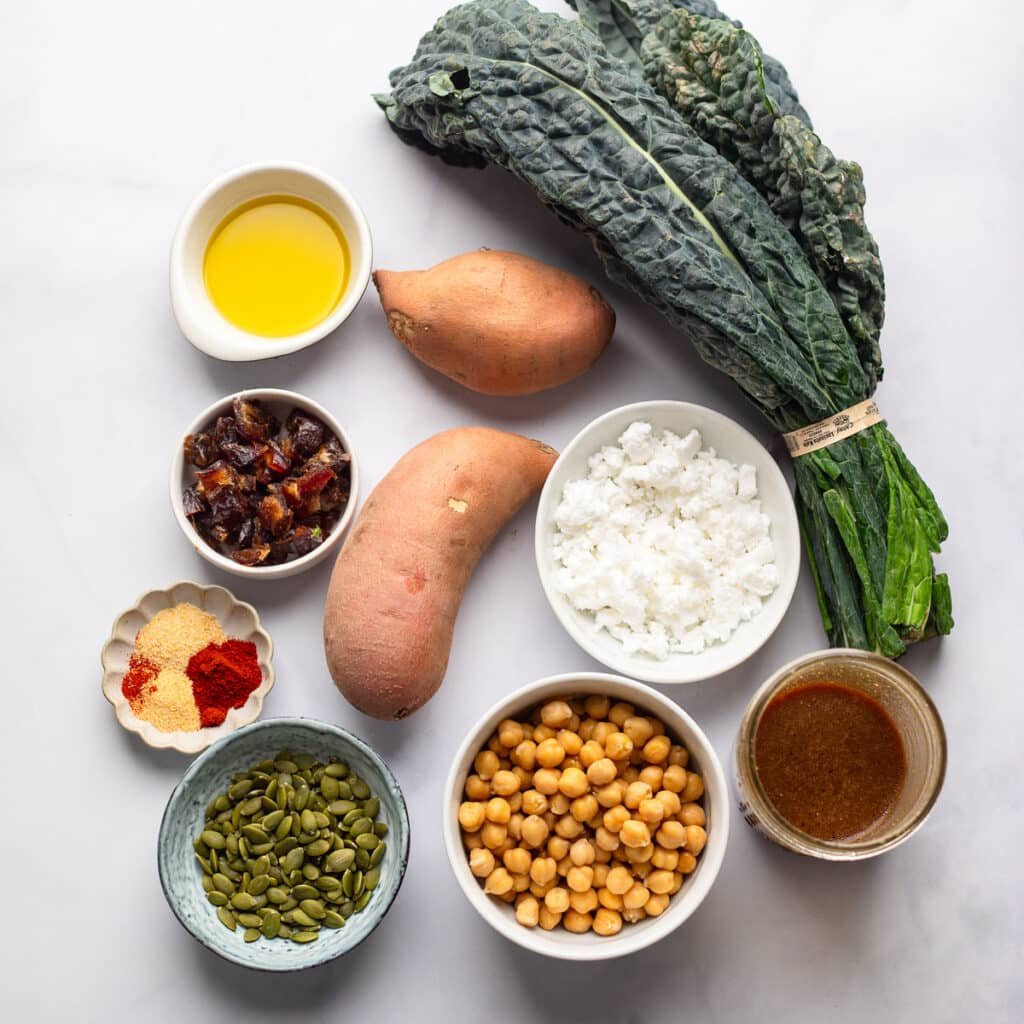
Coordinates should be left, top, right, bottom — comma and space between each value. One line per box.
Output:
122, 603, 262, 732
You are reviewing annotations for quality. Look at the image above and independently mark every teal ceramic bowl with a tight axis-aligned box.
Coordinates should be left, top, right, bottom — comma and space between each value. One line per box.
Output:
158, 718, 410, 971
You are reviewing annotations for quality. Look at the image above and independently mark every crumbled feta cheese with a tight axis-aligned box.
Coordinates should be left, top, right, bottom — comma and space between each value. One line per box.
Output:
551, 422, 779, 658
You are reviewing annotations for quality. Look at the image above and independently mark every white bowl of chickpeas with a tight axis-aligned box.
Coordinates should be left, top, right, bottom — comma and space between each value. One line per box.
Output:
444, 673, 728, 960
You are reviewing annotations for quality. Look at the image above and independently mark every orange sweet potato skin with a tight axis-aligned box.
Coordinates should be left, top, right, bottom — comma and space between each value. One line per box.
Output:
373, 250, 615, 396
323, 427, 557, 720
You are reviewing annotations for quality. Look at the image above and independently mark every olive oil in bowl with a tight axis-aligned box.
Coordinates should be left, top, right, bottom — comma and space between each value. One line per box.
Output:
203, 195, 350, 338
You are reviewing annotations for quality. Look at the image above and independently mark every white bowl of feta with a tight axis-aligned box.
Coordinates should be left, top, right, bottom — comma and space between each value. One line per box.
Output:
535, 401, 800, 684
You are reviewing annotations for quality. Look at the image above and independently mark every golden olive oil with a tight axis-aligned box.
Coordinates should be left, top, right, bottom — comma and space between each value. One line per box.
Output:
203, 194, 350, 337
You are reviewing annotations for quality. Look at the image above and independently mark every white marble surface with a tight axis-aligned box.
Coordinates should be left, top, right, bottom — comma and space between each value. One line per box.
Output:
1, 1, 1020, 1020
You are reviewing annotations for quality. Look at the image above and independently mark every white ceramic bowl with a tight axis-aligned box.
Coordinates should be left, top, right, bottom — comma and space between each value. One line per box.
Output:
170, 388, 358, 580
444, 672, 729, 961
535, 400, 800, 684
170, 161, 372, 361
101, 581, 274, 754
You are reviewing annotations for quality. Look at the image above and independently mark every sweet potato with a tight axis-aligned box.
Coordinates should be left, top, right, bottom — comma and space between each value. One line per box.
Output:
373, 249, 615, 396
323, 427, 557, 720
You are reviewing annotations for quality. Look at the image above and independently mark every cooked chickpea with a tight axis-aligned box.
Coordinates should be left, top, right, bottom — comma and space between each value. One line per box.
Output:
503, 847, 532, 875
547, 835, 570, 861
512, 740, 537, 771
655, 820, 686, 850
482, 797, 509, 825
655, 790, 682, 817
520, 814, 549, 848
464, 774, 490, 801
680, 772, 705, 803
458, 801, 486, 832
645, 893, 670, 917
667, 744, 690, 768
621, 764, 640, 783
592, 721, 616, 746
496, 719, 524, 749
585, 757, 617, 787
532, 768, 560, 796
529, 722, 552, 742
555, 814, 584, 839
540, 700, 573, 729
463, 830, 483, 851
578, 719, 597, 741
592, 862, 609, 887
584, 695, 610, 719
595, 826, 620, 852
608, 702, 635, 727
512, 766, 533, 789
569, 888, 598, 914
490, 769, 520, 797
568, 838, 596, 868
508, 813, 524, 840
633, 861, 652, 880
578, 740, 604, 769
638, 798, 666, 825
683, 824, 708, 855
598, 887, 624, 910
646, 869, 675, 895
601, 805, 630, 834
507, 792, 524, 814
570, 794, 598, 822
622, 882, 650, 910
605, 865, 633, 896
544, 887, 570, 914
678, 852, 698, 874
530, 879, 555, 899
622, 907, 646, 924
679, 802, 706, 827
538, 905, 562, 930
556, 855, 572, 877
514, 894, 540, 927
535, 738, 566, 769
669, 873, 683, 895
624, 780, 652, 810
529, 856, 557, 885
557, 730, 583, 756
480, 822, 508, 850
593, 845, 612, 865
474, 750, 499, 780
651, 848, 679, 871
639, 765, 664, 790
558, 766, 589, 799
593, 907, 622, 936
549, 792, 570, 816
619, 819, 652, 849
566, 865, 594, 893
594, 782, 623, 808
469, 847, 495, 878
484, 867, 514, 895
661, 764, 687, 793
604, 732, 634, 760
563, 909, 593, 934
512, 872, 531, 893
623, 716, 655, 747
624, 842, 654, 864
642, 735, 672, 764
521, 789, 549, 816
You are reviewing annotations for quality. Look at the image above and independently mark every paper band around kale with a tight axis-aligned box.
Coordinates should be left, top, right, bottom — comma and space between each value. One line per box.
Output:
375, 0, 951, 656
784, 400, 884, 458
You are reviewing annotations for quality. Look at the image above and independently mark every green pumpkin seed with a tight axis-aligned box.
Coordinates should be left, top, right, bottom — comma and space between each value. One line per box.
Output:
241, 824, 269, 846
202, 874, 215, 893
355, 850, 371, 871
362, 797, 381, 819
291, 931, 318, 944
351, 779, 371, 800
201, 830, 226, 850
243, 928, 261, 943
341, 871, 355, 898
278, 925, 293, 939
299, 899, 327, 921
373, 823, 389, 838
298, 809, 316, 833
305, 839, 331, 857
247, 874, 272, 896
364, 867, 381, 891
291, 884, 319, 901
275, 760, 298, 774
341, 808, 362, 828
294, 754, 316, 771
316, 876, 343, 893
301, 863, 320, 881
337, 900, 355, 917
194, 837, 210, 858
262, 810, 284, 832
352, 871, 365, 898
267, 887, 288, 904
265, 777, 279, 801
261, 910, 281, 938
228, 779, 253, 801
253, 855, 271, 876
326, 849, 355, 873
212, 873, 235, 896
237, 837, 248, 860
207, 891, 229, 907
320, 776, 340, 801
328, 800, 357, 817
239, 796, 263, 817
237, 913, 263, 929
349, 817, 373, 837
294, 786, 310, 812
356, 833, 379, 851
196, 855, 213, 875
370, 843, 386, 866
289, 909, 318, 928
323, 910, 346, 928
283, 848, 304, 873
275, 814, 293, 840
249, 842, 274, 857
216, 907, 236, 932
279, 897, 298, 912
231, 892, 258, 911
274, 837, 298, 857
354, 891, 371, 912
324, 762, 349, 778
209, 849, 220, 872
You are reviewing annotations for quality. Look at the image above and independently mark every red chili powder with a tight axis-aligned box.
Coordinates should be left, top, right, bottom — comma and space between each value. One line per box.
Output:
186, 639, 262, 728
121, 655, 159, 703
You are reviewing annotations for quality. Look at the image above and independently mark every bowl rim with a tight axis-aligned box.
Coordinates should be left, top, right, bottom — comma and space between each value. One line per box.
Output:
158, 716, 411, 972
534, 399, 800, 684
100, 579, 275, 754
169, 387, 359, 580
442, 671, 730, 961
169, 160, 373, 362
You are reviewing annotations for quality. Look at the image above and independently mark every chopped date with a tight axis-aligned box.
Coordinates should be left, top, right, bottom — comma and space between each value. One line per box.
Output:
182, 399, 349, 567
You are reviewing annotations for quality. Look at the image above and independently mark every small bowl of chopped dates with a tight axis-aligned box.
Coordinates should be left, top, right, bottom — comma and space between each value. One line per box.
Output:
171, 389, 358, 579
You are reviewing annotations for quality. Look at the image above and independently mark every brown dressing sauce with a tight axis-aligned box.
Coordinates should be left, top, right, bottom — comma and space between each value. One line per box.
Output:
754, 682, 907, 841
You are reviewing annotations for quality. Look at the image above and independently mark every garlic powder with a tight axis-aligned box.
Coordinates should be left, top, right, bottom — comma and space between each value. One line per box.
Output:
551, 421, 779, 658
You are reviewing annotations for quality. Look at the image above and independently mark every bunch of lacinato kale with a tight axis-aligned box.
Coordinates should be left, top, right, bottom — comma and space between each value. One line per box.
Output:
375, 0, 951, 655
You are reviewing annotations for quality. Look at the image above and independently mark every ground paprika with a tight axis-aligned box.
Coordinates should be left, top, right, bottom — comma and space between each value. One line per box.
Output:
186, 639, 262, 728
